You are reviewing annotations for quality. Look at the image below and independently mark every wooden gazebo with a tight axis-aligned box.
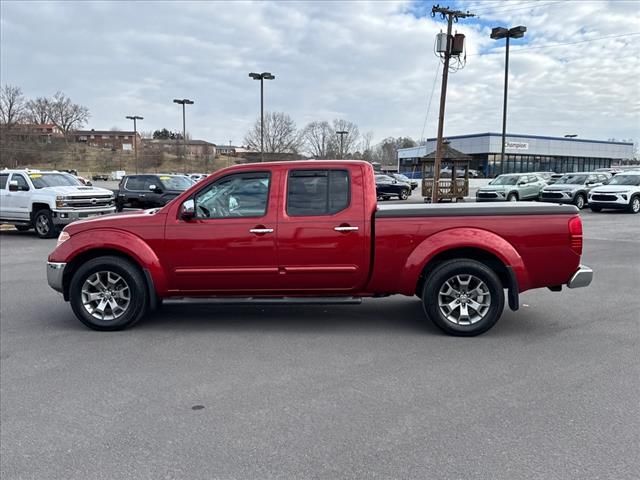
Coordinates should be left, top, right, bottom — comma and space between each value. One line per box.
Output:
421, 143, 471, 202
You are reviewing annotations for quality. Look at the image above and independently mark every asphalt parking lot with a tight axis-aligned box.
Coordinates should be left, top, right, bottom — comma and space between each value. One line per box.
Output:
1, 210, 638, 480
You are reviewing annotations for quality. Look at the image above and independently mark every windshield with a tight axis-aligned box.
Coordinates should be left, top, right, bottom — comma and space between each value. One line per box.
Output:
607, 175, 640, 186
491, 175, 520, 186
158, 175, 193, 190
557, 174, 588, 185
29, 173, 82, 189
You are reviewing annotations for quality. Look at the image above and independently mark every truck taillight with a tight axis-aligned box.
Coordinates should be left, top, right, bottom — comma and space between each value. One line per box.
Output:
568, 216, 583, 256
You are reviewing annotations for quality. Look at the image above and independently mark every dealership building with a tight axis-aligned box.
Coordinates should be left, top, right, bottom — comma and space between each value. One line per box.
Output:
397, 133, 634, 177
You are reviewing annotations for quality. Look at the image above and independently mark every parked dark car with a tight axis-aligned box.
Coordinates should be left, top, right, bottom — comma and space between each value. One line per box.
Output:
375, 174, 411, 200
116, 174, 193, 211
390, 173, 418, 190
92, 174, 110, 181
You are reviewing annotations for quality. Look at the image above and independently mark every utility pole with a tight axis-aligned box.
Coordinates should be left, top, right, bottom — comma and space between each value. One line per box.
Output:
336, 130, 348, 159
431, 5, 474, 203
173, 98, 194, 173
125, 115, 143, 174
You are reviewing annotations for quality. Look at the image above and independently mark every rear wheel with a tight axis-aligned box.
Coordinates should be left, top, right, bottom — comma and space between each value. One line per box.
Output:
507, 192, 518, 202
421, 259, 505, 336
574, 193, 586, 210
399, 189, 409, 200
33, 210, 57, 239
629, 196, 640, 214
69, 256, 149, 331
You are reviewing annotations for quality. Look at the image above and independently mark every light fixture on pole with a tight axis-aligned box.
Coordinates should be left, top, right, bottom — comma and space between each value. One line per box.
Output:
173, 98, 194, 173
490, 25, 526, 172
125, 115, 143, 173
336, 130, 348, 159
249, 72, 275, 162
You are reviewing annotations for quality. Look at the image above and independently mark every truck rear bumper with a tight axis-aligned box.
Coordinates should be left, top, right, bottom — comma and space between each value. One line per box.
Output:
47, 262, 66, 293
567, 265, 593, 289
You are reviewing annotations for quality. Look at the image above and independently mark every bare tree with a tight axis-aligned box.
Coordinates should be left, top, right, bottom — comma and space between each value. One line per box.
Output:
330, 119, 360, 159
25, 97, 50, 124
360, 131, 375, 162
302, 120, 332, 158
47, 91, 90, 139
0, 85, 26, 127
245, 112, 301, 154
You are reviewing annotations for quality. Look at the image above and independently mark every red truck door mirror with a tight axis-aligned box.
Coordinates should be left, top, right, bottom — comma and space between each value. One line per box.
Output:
180, 199, 196, 220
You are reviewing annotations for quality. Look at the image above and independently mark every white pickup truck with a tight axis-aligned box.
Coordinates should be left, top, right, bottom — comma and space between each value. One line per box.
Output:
0, 169, 116, 238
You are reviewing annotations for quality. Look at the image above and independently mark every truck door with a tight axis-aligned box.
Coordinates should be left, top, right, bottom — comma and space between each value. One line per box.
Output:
163, 170, 280, 292
277, 167, 369, 292
4, 173, 32, 221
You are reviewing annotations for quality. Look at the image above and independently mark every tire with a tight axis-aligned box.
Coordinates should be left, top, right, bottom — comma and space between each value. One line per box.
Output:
69, 255, 149, 331
507, 192, 518, 202
421, 259, 505, 336
573, 193, 586, 210
15, 225, 31, 232
590, 206, 602, 212
399, 189, 409, 200
33, 209, 57, 239
629, 196, 640, 214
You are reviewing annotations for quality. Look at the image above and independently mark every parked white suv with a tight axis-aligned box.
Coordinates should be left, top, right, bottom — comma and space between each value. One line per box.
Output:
587, 171, 640, 214
0, 169, 116, 238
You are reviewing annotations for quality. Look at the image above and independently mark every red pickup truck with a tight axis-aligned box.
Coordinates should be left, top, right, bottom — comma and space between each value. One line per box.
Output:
47, 160, 592, 336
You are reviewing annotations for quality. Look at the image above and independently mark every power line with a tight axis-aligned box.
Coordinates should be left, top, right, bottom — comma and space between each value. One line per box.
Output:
419, 61, 441, 143
469, 31, 640, 56
472, 1, 560, 15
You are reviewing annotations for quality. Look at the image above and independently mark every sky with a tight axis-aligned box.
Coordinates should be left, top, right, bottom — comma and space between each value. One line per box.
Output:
1, 0, 638, 148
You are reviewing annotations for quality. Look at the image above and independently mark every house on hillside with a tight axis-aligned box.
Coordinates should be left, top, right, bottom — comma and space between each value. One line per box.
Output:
75, 129, 142, 151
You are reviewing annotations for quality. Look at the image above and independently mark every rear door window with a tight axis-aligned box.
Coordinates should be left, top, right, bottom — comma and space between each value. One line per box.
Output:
287, 170, 350, 216
125, 176, 145, 191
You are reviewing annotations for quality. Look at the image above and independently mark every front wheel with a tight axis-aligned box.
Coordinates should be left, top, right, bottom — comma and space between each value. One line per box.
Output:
69, 256, 149, 331
629, 196, 640, 214
507, 193, 518, 202
34, 210, 57, 239
421, 259, 505, 336
574, 193, 586, 210
399, 189, 409, 200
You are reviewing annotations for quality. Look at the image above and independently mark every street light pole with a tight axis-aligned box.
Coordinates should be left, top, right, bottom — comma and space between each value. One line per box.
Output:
125, 115, 143, 173
249, 72, 275, 162
336, 130, 348, 159
173, 98, 194, 173
491, 26, 526, 173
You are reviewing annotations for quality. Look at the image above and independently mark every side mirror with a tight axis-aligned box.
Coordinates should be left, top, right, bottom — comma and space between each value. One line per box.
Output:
180, 199, 195, 220
8, 180, 19, 192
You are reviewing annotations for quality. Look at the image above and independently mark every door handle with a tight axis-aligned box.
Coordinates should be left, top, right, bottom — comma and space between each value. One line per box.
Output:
249, 228, 274, 234
334, 226, 359, 232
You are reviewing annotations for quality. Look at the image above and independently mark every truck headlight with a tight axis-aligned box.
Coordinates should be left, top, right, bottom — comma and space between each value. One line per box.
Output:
56, 230, 70, 247
55, 195, 69, 208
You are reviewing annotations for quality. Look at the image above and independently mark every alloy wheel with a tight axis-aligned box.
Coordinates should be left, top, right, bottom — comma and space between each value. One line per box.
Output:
81, 271, 131, 321
438, 274, 491, 325
35, 214, 50, 236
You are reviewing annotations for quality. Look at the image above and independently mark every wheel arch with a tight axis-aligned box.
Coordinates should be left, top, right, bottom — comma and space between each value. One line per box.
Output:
400, 227, 530, 309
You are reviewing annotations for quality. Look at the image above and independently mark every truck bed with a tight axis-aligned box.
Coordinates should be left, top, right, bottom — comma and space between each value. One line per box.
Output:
375, 202, 578, 218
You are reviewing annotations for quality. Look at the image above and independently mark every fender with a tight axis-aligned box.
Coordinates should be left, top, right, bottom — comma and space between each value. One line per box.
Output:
398, 227, 531, 295
60, 228, 169, 295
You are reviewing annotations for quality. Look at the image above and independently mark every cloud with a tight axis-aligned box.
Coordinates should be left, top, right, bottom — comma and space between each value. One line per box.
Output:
1, 0, 638, 146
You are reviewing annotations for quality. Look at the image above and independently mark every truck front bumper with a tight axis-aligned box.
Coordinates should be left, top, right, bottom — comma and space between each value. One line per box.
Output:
567, 265, 593, 289
47, 262, 66, 293
51, 207, 116, 225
